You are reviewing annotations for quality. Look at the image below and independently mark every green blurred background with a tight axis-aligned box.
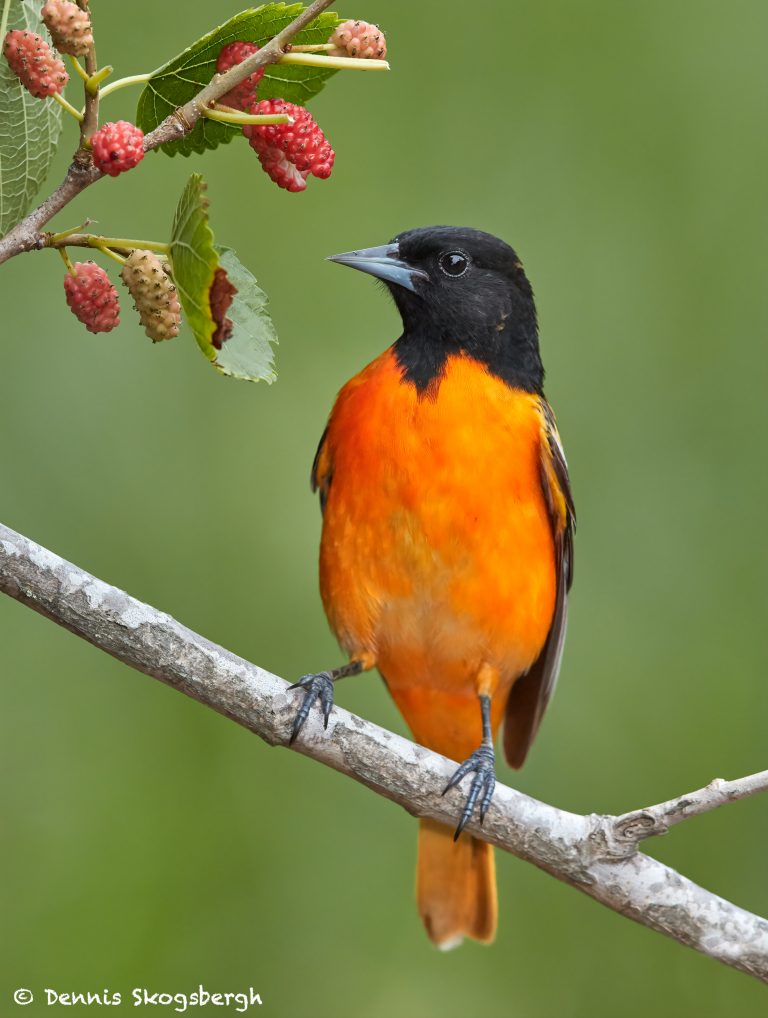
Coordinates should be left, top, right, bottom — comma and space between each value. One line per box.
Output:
2, 1, 767, 1014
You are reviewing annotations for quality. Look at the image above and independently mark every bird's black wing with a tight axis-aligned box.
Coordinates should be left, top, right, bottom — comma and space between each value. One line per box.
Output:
310, 425, 333, 514
503, 399, 575, 768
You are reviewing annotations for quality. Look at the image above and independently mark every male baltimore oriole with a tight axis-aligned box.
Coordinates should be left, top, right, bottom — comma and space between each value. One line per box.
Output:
289, 227, 575, 948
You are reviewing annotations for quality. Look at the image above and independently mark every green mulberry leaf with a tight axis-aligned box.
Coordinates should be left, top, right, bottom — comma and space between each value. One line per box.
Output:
136, 4, 341, 158
169, 173, 277, 382
0, 0, 62, 235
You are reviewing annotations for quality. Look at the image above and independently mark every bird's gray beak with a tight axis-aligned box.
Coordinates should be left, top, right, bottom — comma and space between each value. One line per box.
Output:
326, 243, 428, 293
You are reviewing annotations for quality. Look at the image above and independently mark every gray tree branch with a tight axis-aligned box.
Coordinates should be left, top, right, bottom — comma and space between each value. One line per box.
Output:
1, 519, 767, 983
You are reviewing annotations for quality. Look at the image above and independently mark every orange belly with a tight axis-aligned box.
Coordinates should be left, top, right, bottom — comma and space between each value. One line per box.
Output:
318, 349, 556, 760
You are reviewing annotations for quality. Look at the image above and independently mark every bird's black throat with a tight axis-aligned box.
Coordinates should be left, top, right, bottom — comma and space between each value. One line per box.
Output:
329, 225, 547, 396
392, 305, 545, 396
385, 226, 546, 396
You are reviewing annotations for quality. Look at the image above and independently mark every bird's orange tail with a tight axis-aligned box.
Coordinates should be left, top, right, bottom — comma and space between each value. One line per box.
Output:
416, 818, 497, 949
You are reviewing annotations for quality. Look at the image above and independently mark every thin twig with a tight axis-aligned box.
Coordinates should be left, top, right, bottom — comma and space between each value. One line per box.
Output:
611, 770, 768, 844
0, 519, 767, 984
0, 167, 102, 262
76, 0, 99, 146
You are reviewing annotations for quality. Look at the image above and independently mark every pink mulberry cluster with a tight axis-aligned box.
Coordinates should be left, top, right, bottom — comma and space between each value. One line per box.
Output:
2, 29, 68, 98
41, 0, 93, 57
330, 20, 386, 59
90, 121, 145, 177
243, 99, 334, 192
63, 262, 120, 334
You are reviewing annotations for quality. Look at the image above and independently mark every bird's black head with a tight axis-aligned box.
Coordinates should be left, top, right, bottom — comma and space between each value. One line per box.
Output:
328, 226, 543, 394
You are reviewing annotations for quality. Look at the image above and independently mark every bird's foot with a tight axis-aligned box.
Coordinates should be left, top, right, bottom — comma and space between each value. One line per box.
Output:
287, 671, 335, 744
442, 744, 496, 840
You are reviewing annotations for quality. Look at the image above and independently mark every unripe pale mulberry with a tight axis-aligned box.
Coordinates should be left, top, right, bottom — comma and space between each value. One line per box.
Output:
120, 250, 182, 342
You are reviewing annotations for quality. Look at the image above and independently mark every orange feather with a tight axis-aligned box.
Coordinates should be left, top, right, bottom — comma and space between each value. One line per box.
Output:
314, 348, 561, 947
318, 348, 556, 756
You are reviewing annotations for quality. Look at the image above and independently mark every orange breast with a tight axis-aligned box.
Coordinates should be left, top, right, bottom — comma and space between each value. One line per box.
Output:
318, 348, 556, 759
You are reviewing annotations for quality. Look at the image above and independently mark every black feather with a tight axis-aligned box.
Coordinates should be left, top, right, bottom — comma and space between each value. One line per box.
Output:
384, 227, 544, 395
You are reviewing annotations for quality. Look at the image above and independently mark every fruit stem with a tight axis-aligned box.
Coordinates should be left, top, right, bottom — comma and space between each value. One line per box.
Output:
97, 73, 151, 101
279, 52, 389, 71
52, 92, 85, 122
48, 220, 94, 243
95, 243, 126, 266
90, 236, 170, 255
58, 248, 76, 274
86, 64, 113, 95
47, 233, 170, 256
69, 55, 89, 83
286, 43, 335, 52
203, 106, 293, 126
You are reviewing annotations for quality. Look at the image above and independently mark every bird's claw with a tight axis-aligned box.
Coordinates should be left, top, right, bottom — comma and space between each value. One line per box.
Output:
442, 744, 496, 840
287, 671, 335, 743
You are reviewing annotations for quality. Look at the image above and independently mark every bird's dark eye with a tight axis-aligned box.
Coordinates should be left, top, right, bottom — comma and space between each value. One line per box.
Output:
438, 251, 469, 277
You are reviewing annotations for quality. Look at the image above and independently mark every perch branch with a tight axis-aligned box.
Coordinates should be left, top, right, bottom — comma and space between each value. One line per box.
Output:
0, 520, 767, 983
